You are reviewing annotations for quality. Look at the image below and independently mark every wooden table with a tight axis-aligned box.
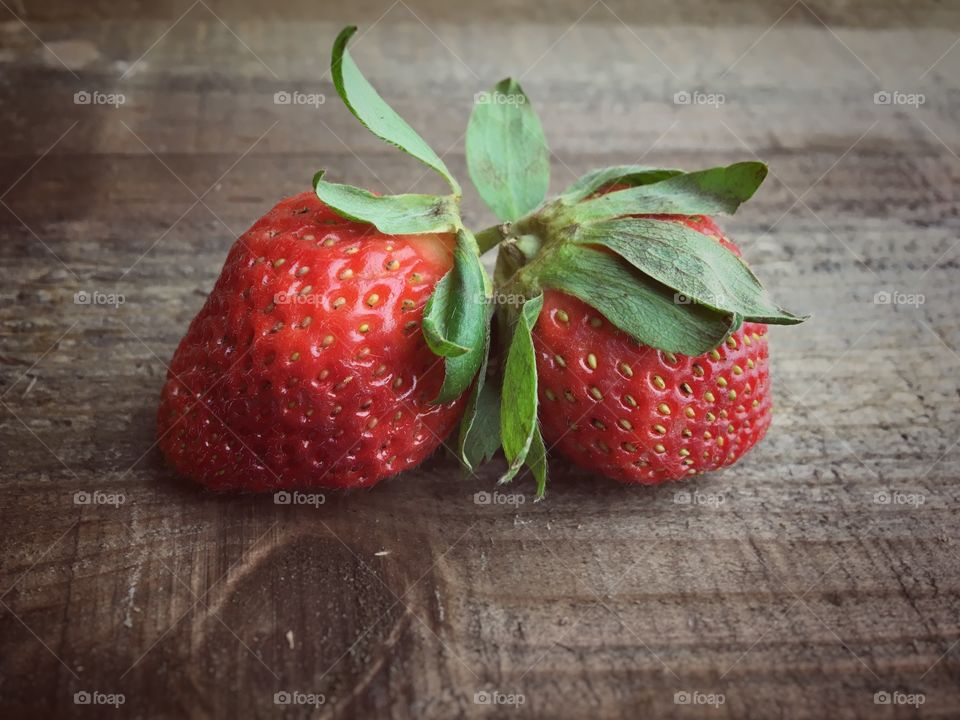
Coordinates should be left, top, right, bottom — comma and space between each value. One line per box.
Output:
2, 1, 959, 717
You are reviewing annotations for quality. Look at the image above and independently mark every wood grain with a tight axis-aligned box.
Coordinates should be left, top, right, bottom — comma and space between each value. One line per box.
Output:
2, 1, 960, 717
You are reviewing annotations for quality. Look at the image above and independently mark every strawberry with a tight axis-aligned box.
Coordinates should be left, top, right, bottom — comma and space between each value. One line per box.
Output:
532, 217, 771, 484
463, 79, 806, 497
158, 27, 491, 491
157, 192, 465, 490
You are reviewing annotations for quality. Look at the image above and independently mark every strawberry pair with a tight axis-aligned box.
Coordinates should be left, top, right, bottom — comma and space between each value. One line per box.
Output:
157, 27, 805, 497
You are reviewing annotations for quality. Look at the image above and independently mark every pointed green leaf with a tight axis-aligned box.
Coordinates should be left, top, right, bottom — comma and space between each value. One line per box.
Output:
535, 245, 734, 355
457, 306, 500, 471
331, 26, 460, 195
565, 162, 768, 223
423, 270, 472, 358
313, 173, 459, 234
499, 294, 544, 484
430, 229, 489, 404
466, 78, 550, 221
560, 165, 683, 202
573, 218, 806, 325
312, 171, 456, 234
527, 424, 547, 500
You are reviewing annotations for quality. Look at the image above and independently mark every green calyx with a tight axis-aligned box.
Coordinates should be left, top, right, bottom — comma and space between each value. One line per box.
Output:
314, 27, 490, 405
308, 30, 807, 499
482, 185, 806, 357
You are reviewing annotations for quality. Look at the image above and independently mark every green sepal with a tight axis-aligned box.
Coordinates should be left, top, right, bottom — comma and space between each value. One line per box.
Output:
313, 172, 459, 235
535, 245, 735, 355
560, 165, 683, 202
723, 313, 746, 344
330, 26, 460, 195
456, 304, 500, 470
525, 424, 547, 500
466, 77, 550, 222
422, 269, 472, 358
572, 218, 806, 325
563, 162, 768, 223
499, 293, 545, 485
429, 228, 489, 404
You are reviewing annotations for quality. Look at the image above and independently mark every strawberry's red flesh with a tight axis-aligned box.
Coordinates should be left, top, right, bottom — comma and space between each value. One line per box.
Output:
533, 215, 770, 484
158, 192, 463, 491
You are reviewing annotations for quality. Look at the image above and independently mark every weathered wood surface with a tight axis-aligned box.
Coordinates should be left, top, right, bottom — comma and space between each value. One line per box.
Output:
2, 0, 960, 717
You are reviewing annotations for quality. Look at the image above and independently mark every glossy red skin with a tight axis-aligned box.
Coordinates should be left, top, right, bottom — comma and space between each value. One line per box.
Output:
157, 192, 464, 491
534, 215, 771, 484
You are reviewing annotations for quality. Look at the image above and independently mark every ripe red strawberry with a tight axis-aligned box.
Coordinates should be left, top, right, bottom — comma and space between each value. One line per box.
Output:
157, 192, 465, 491
531, 216, 769, 484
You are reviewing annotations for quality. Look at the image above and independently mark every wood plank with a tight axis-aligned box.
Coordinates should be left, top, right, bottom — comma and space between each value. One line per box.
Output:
2, 1, 960, 718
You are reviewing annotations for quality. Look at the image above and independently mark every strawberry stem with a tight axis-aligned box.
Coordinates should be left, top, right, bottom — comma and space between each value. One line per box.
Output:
475, 223, 513, 254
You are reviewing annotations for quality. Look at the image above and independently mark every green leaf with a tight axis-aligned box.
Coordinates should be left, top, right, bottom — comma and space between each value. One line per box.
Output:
331, 26, 460, 195
457, 306, 500, 471
526, 424, 547, 500
560, 165, 683, 202
499, 293, 544, 484
466, 78, 550, 222
535, 245, 734, 355
313, 172, 460, 235
573, 218, 806, 325
565, 162, 768, 223
430, 229, 489, 404
422, 271, 472, 358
